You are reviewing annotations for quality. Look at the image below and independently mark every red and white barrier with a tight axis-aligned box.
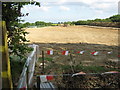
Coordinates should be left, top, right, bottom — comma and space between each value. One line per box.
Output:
62, 51, 69, 55
39, 71, 120, 80
77, 51, 85, 54
45, 50, 116, 56
40, 75, 53, 83
91, 51, 99, 55
47, 50, 53, 55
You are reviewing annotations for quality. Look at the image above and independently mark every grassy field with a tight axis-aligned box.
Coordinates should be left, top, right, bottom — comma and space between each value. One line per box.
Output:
26, 26, 119, 88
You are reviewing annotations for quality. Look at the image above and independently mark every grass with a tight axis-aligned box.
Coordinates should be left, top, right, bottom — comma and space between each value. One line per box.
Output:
10, 58, 25, 87
60, 64, 120, 73
38, 57, 53, 62
78, 65, 119, 73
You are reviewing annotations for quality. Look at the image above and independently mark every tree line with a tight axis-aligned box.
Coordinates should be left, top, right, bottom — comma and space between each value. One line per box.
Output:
20, 14, 120, 28
19, 21, 57, 28
62, 14, 120, 27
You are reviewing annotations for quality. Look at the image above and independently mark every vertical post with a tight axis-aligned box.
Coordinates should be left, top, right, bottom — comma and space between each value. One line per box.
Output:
0, 2, 2, 89
0, 23, 2, 89
2, 21, 13, 89
70, 53, 75, 65
37, 76, 40, 90
69, 53, 75, 73
42, 51, 44, 74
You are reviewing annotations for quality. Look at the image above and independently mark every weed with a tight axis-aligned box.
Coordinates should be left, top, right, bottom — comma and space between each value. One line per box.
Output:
38, 57, 53, 62
10, 58, 25, 87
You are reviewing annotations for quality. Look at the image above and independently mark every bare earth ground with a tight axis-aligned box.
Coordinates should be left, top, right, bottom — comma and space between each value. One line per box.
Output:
26, 26, 118, 46
25, 26, 119, 67
25, 26, 120, 88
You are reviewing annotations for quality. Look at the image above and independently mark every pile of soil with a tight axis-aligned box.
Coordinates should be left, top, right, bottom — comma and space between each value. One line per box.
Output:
57, 71, 120, 89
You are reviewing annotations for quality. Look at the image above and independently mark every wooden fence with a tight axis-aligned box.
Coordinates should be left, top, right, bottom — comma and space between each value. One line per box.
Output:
17, 44, 39, 89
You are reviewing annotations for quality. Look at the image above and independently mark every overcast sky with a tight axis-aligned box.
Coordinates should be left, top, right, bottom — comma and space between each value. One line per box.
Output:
21, 0, 119, 23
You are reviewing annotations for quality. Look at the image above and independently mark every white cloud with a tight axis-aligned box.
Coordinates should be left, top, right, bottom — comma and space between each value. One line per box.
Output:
58, 0, 117, 4
59, 6, 70, 11
90, 3, 112, 10
40, 6, 51, 11
95, 10, 104, 14
22, 5, 51, 12
39, 0, 118, 12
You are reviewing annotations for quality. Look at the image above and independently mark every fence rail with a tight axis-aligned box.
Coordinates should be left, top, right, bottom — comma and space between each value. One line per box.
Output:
17, 44, 39, 89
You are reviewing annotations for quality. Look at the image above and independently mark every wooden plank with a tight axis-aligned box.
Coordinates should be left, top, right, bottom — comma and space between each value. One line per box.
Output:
40, 82, 55, 89
42, 51, 45, 74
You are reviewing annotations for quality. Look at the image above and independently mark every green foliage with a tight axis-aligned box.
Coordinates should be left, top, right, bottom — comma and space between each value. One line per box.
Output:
61, 65, 71, 70
74, 64, 120, 73
109, 14, 120, 22
21, 21, 54, 28
8, 27, 33, 59
2, 2, 40, 60
73, 20, 90, 25
70, 14, 120, 27
59, 64, 120, 73
35, 21, 53, 27
10, 58, 25, 86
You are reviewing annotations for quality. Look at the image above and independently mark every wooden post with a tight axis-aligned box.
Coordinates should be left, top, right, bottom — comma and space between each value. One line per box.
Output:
37, 76, 40, 90
1, 21, 13, 89
70, 53, 75, 65
42, 51, 45, 74
69, 53, 75, 73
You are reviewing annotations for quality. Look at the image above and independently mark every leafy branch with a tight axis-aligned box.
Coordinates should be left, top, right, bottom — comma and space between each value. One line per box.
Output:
2, 2, 40, 60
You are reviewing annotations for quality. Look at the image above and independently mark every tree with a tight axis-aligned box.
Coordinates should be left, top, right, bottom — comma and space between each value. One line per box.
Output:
2, 2, 40, 60
109, 14, 120, 22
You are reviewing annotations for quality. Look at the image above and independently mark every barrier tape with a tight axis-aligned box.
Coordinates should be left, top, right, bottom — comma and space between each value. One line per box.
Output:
46, 50, 113, 55
37, 71, 120, 77
37, 71, 120, 82
46, 50, 119, 57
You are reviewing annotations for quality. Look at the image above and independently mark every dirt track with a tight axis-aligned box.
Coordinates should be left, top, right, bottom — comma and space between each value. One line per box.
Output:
26, 26, 118, 46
